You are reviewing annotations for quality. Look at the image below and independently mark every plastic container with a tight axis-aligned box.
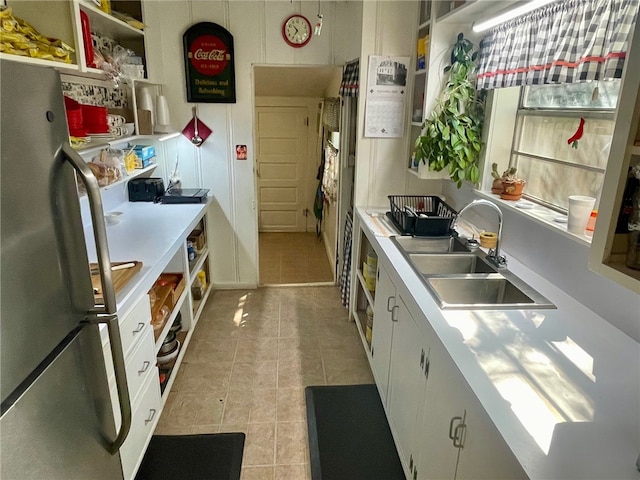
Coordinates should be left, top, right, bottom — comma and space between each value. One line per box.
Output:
365, 305, 374, 345
388, 195, 457, 236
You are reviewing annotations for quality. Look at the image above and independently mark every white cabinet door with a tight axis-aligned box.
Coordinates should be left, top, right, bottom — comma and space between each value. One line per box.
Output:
370, 262, 396, 401
416, 326, 526, 480
387, 294, 428, 476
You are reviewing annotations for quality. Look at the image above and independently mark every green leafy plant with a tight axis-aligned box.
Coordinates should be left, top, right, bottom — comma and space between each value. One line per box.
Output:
414, 33, 485, 188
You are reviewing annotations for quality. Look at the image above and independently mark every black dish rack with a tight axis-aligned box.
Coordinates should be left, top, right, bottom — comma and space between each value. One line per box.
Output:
387, 195, 458, 236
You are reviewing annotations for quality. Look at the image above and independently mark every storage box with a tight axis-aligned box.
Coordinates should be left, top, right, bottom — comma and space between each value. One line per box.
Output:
132, 144, 156, 161
156, 273, 185, 310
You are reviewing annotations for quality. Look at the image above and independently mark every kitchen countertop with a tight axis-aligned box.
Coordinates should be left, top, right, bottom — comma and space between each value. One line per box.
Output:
357, 207, 640, 480
84, 199, 210, 317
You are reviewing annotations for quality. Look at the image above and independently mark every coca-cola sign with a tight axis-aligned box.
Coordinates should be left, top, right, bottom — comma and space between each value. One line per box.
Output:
183, 23, 236, 103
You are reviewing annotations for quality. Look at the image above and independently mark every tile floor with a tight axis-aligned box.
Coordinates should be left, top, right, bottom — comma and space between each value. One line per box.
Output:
155, 286, 374, 480
259, 233, 334, 285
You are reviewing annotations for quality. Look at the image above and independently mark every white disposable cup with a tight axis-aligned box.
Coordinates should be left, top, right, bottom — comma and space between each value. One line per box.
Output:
567, 195, 596, 235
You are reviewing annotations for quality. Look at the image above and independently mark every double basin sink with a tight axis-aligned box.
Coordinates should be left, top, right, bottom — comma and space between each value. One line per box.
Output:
392, 236, 556, 310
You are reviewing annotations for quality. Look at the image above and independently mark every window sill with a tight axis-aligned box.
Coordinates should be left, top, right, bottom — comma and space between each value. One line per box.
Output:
474, 190, 593, 247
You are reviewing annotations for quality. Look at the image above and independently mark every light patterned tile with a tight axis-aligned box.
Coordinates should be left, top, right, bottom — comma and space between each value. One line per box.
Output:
275, 421, 307, 465
182, 337, 238, 363
278, 357, 325, 388
243, 422, 275, 466
323, 356, 374, 385
242, 466, 275, 480
275, 464, 311, 480
276, 387, 305, 422
177, 362, 232, 391
223, 389, 252, 425
253, 361, 278, 389
229, 362, 257, 390
249, 388, 277, 423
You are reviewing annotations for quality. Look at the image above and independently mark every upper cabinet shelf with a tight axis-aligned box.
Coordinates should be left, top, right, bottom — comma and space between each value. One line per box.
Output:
79, 2, 144, 41
1, 0, 149, 80
435, 0, 518, 23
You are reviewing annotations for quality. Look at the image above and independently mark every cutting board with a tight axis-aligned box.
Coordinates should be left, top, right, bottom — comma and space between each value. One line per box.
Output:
91, 261, 143, 303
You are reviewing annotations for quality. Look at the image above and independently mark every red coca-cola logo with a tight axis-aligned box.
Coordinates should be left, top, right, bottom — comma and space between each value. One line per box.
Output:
188, 35, 228, 76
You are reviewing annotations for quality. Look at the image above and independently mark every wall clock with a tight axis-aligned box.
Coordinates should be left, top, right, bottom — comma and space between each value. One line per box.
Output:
282, 14, 312, 48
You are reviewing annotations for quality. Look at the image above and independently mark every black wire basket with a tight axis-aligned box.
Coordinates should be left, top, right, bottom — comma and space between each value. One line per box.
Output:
388, 195, 458, 236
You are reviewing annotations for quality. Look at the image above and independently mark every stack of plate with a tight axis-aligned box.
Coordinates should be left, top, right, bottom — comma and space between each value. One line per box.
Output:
63, 96, 86, 137
81, 104, 110, 135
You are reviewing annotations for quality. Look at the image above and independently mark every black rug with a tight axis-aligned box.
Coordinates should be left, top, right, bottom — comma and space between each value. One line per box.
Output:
135, 433, 245, 480
305, 384, 404, 480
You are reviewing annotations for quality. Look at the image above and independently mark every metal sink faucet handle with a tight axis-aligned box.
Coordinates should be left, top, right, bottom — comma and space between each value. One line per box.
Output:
454, 199, 507, 268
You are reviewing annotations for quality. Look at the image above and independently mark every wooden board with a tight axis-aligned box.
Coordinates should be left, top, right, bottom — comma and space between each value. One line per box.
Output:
91, 261, 143, 303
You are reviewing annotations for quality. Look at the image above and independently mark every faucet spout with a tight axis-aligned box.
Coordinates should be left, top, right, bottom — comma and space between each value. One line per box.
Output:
454, 199, 507, 268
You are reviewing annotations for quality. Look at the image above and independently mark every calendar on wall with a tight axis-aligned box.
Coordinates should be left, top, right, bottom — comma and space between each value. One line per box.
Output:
364, 55, 410, 138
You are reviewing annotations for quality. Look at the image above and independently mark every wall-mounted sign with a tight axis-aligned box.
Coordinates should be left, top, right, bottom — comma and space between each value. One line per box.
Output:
183, 22, 236, 103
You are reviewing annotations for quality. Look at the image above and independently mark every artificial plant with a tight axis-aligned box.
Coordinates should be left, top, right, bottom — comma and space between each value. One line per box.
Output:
414, 33, 485, 188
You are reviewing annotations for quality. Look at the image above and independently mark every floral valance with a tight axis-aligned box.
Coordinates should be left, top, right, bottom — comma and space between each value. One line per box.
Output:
339, 59, 359, 97
476, 0, 639, 90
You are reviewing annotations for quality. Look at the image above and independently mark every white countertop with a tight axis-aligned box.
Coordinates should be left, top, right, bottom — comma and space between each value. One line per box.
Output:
85, 200, 210, 317
357, 207, 640, 480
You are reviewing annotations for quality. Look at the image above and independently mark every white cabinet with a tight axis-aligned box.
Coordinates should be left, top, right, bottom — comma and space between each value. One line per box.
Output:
370, 261, 396, 401
386, 293, 429, 478
416, 318, 527, 480
1, 0, 151, 80
589, 17, 640, 293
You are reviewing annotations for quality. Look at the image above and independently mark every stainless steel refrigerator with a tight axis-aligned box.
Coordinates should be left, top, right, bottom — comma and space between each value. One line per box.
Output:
1, 61, 131, 479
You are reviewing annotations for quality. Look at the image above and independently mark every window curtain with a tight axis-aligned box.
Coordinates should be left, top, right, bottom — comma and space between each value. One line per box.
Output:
339, 59, 359, 97
476, 0, 639, 90
339, 212, 353, 309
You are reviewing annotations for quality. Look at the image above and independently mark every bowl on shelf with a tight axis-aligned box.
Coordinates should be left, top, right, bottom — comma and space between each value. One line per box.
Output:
157, 340, 180, 364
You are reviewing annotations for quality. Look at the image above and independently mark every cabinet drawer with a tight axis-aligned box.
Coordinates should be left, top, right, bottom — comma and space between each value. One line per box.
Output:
120, 372, 162, 480
100, 294, 152, 357
104, 323, 156, 405
119, 294, 152, 357
123, 326, 156, 404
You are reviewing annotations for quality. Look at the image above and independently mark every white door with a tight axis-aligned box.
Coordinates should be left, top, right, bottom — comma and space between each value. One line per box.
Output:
371, 262, 396, 402
256, 106, 309, 232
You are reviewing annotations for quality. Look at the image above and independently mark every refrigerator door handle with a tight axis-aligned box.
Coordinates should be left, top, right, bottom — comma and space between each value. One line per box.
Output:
96, 314, 132, 454
62, 143, 116, 315
62, 144, 131, 453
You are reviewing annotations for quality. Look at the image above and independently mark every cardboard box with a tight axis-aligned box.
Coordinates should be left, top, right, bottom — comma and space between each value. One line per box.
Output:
188, 229, 206, 253
137, 109, 152, 135
132, 145, 156, 161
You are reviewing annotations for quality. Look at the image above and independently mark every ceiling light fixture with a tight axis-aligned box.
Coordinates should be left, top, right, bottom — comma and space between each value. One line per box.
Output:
472, 0, 558, 33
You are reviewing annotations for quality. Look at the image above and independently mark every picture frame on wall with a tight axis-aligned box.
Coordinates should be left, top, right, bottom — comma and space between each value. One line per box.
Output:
183, 22, 236, 103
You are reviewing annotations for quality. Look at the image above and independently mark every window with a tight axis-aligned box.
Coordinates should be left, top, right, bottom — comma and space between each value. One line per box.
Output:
510, 80, 621, 211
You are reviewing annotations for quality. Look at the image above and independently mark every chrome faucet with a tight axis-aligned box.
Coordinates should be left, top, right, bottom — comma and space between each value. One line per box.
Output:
453, 199, 507, 268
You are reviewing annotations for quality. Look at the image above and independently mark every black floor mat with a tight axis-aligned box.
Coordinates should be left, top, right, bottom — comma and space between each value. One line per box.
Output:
135, 433, 245, 480
305, 384, 404, 480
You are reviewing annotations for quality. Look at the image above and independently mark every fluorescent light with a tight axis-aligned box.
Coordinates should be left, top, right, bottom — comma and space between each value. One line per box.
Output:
158, 132, 181, 142
472, 0, 558, 33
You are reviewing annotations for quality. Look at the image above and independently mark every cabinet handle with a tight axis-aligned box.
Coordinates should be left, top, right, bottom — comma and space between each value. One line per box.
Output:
410, 454, 413, 471
449, 415, 467, 448
449, 416, 462, 440
391, 305, 399, 322
413, 468, 418, 480
420, 349, 425, 369
144, 408, 157, 425
138, 360, 151, 375
424, 357, 430, 379
386, 296, 395, 312
132, 322, 145, 334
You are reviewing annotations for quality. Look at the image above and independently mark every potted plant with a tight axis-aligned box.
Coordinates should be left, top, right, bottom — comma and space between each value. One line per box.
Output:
414, 33, 485, 188
499, 167, 526, 201
490, 162, 523, 196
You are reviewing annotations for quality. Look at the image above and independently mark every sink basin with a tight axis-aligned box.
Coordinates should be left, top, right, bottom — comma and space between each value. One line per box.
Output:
409, 253, 498, 275
392, 236, 470, 253
425, 275, 556, 310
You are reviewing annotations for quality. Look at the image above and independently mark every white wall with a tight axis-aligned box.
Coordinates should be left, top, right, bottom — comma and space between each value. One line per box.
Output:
145, 0, 363, 287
